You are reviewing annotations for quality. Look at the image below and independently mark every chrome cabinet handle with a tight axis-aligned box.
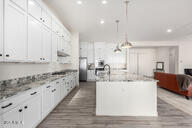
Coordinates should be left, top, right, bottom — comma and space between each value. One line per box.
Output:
1, 103, 12, 109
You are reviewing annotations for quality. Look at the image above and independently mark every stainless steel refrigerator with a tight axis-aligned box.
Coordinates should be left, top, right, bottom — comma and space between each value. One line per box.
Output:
79, 57, 87, 81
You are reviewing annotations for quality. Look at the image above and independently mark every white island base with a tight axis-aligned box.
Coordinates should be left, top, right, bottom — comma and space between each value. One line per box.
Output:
96, 81, 158, 116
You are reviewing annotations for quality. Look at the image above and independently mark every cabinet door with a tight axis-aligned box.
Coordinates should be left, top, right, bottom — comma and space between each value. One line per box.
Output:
57, 37, 62, 51
42, 26, 52, 62
42, 89, 52, 118
28, 16, 42, 62
52, 33, 58, 62
51, 85, 61, 107
28, 0, 41, 21
2, 105, 23, 128
60, 83, 66, 99
87, 43, 94, 63
0, 0, 3, 61
9, 0, 27, 10
54, 85, 61, 105
4, 1, 27, 61
80, 44, 88, 57
23, 95, 41, 128
42, 9, 51, 28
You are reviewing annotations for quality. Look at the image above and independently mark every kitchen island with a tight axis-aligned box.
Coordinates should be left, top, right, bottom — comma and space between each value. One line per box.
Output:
96, 72, 158, 116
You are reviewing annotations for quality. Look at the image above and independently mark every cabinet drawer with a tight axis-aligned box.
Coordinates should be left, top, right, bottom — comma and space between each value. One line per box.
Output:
42, 83, 52, 92
0, 87, 41, 114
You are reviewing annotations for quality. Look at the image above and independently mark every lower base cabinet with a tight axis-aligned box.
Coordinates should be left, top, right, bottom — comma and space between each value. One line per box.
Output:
52, 84, 61, 107
2, 105, 23, 128
2, 94, 41, 128
23, 95, 41, 128
42, 86, 52, 118
1, 73, 78, 128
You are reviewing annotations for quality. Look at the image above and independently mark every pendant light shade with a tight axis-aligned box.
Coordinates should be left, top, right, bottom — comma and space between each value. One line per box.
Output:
114, 20, 122, 53
114, 45, 122, 53
121, 0, 133, 49
121, 41, 132, 49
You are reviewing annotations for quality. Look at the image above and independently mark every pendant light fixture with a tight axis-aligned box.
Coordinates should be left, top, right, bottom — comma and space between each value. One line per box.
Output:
121, 0, 133, 49
114, 20, 122, 53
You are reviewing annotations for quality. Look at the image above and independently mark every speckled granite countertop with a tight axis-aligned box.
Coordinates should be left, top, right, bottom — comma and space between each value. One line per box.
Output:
96, 71, 157, 82
0, 70, 77, 103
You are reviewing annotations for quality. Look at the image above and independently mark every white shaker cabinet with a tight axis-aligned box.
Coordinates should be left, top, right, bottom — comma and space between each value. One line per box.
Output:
0, 0, 3, 61
2, 105, 23, 128
42, 26, 52, 62
42, 10, 51, 28
23, 95, 41, 128
52, 33, 58, 62
42, 85, 52, 118
28, 16, 42, 62
28, 0, 41, 21
4, 0, 27, 61
11, 0, 27, 10
52, 83, 61, 106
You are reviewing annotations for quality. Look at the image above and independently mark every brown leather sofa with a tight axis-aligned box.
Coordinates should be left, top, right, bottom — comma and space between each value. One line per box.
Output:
154, 72, 192, 99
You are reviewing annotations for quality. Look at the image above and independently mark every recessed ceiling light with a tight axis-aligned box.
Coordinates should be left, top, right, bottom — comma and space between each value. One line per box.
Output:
101, 0, 108, 4
76, 0, 82, 5
100, 20, 105, 24
167, 29, 172, 33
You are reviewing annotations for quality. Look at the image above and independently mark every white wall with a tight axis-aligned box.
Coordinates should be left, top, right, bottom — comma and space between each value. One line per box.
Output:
178, 41, 192, 74
0, 33, 79, 81
156, 47, 170, 73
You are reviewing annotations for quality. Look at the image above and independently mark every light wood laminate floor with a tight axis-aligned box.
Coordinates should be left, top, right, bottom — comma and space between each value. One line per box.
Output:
37, 82, 192, 128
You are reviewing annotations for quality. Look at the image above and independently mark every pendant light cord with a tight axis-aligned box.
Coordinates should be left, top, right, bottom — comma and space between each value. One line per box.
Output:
125, 1, 129, 42
116, 20, 119, 46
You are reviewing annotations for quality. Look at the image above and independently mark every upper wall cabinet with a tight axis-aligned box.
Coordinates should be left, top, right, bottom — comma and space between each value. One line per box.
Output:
28, 0, 41, 21
0, 0, 3, 61
10, 0, 27, 10
0, 0, 71, 63
28, 16, 42, 62
52, 33, 59, 62
42, 9, 51, 28
42, 25, 52, 62
4, 0, 27, 61
28, 0, 51, 28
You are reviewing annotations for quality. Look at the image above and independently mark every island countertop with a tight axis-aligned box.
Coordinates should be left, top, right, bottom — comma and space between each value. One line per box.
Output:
96, 71, 157, 82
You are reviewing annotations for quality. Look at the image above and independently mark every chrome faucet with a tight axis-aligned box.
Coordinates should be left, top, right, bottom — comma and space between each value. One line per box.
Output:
104, 64, 111, 74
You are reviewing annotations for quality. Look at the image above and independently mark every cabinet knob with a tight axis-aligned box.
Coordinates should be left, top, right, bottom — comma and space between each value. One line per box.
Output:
40, 18, 42, 20
43, 58, 45, 60
43, 20, 45, 22
40, 58, 42, 60
6, 54, 9, 57
0, 54, 2, 56
19, 109, 22, 112
24, 106, 28, 109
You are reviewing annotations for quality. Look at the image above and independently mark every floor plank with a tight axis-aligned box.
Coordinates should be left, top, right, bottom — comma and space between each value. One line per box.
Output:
37, 82, 192, 128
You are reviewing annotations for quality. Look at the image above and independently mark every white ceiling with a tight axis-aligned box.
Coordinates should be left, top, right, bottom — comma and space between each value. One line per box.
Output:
43, 0, 192, 42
